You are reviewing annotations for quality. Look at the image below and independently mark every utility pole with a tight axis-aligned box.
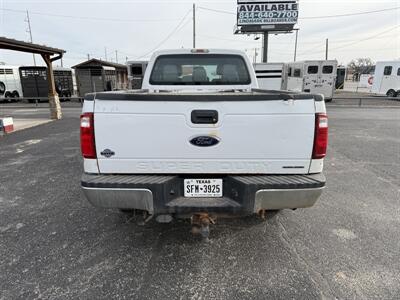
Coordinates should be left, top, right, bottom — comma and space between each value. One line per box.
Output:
325, 38, 329, 60
262, 32, 268, 63
104, 47, 108, 61
115, 50, 118, 63
25, 10, 36, 66
294, 29, 299, 62
87, 53, 90, 60
193, 3, 196, 48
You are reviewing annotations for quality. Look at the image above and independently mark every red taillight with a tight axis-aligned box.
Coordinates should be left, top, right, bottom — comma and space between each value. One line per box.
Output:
312, 113, 328, 159
80, 113, 96, 159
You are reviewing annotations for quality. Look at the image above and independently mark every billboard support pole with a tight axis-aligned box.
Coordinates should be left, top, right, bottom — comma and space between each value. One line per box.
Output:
262, 32, 268, 63
193, 3, 196, 48
294, 29, 299, 62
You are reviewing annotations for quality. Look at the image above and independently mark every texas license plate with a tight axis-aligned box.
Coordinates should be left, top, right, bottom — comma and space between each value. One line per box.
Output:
184, 179, 223, 198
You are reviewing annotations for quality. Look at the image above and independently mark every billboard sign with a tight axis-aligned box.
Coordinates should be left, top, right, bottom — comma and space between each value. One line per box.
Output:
237, 0, 299, 27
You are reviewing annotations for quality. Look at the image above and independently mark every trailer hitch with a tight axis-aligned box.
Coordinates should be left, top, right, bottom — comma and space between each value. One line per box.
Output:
191, 213, 216, 239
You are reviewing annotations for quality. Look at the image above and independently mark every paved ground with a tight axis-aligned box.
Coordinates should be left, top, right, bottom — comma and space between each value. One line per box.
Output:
0, 101, 399, 299
0, 102, 80, 132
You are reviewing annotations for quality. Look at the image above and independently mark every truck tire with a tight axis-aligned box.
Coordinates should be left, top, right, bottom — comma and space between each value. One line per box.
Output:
386, 89, 397, 97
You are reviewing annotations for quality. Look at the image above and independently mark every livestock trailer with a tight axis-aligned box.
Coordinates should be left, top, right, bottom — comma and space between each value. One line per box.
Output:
127, 60, 148, 89
371, 61, 400, 97
0, 65, 23, 101
336, 66, 346, 89
286, 60, 338, 101
73, 59, 128, 96
19, 66, 48, 100
53, 67, 74, 97
253, 62, 288, 90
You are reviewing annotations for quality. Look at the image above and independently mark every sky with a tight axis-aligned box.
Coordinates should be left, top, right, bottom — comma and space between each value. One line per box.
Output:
0, 0, 399, 68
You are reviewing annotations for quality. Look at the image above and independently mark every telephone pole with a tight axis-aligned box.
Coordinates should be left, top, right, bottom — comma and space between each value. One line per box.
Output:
104, 47, 108, 61
325, 38, 329, 60
115, 50, 118, 63
193, 3, 196, 48
25, 10, 36, 66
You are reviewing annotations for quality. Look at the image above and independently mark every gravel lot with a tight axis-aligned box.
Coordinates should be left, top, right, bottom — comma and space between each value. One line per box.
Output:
0, 101, 399, 299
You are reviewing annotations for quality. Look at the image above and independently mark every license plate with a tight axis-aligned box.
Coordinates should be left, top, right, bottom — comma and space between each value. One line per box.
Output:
184, 179, 223, 198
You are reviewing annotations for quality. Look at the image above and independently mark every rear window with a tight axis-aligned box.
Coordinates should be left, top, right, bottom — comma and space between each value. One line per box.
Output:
322, 65, 333, 74
149, 54, 251, 85
384, 66, 392, 75
307, 66, 319, 74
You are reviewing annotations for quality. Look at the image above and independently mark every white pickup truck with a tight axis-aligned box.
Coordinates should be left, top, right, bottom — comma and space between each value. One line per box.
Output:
80, 49, 328, 237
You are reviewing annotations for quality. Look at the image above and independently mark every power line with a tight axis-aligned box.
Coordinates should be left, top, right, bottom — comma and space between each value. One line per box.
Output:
0, 7, 183, 23
137, 9, 192, 59
301, 7, 400, 19
197, 6, 234, 15
297, 25, 400, 57
197, 6, 400, 20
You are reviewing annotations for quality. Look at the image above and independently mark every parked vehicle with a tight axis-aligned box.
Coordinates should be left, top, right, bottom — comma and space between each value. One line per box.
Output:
253, 62, 288, 90
127, 60, 148, 89
371, 61, 400, 97
53, 67, 74, 99
336, 66, 346, 89
286, 60, 338, 101
0, 65, 23, 102
80, 49, 328, 237
19, 66, 48, 102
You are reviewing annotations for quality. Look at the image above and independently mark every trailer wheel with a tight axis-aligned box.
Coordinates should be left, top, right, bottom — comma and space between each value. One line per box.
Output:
386, 89, 397, 97
12, 91, 20, 102
0, 82, 5, 95
4, 91, 12, 102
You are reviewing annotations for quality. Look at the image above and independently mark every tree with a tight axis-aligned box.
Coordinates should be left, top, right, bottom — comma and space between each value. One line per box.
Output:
347, 58, 375, 80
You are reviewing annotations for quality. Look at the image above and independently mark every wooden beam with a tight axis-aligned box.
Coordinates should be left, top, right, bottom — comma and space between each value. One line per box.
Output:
41, 54, 62, 120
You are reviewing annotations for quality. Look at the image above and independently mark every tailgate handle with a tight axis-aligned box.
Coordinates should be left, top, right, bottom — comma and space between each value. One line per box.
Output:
191, 110, 218, 124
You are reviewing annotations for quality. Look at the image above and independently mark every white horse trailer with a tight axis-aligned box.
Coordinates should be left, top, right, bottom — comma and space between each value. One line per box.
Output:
253, 62, 288, 90
287, 60, 338, 101
0, 65, 23, 101
127, 60, 148, 89
371, 61, 400, 97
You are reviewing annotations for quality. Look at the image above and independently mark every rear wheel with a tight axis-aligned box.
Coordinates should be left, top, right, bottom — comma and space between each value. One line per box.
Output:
386, 89, 397, 97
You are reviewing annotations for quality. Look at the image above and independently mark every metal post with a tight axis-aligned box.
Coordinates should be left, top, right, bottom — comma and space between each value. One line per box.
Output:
193, 3, 196, 48
26, 10, 36, 66
294, 29, 299, 62
325, 38, 329, 60
262, 32, 268, 63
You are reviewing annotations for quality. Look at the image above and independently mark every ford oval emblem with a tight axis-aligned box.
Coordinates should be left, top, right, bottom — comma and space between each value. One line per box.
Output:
190, 136, 220, 147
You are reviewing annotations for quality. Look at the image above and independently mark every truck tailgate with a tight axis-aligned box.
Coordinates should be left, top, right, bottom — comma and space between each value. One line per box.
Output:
94, 97, 315, 174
